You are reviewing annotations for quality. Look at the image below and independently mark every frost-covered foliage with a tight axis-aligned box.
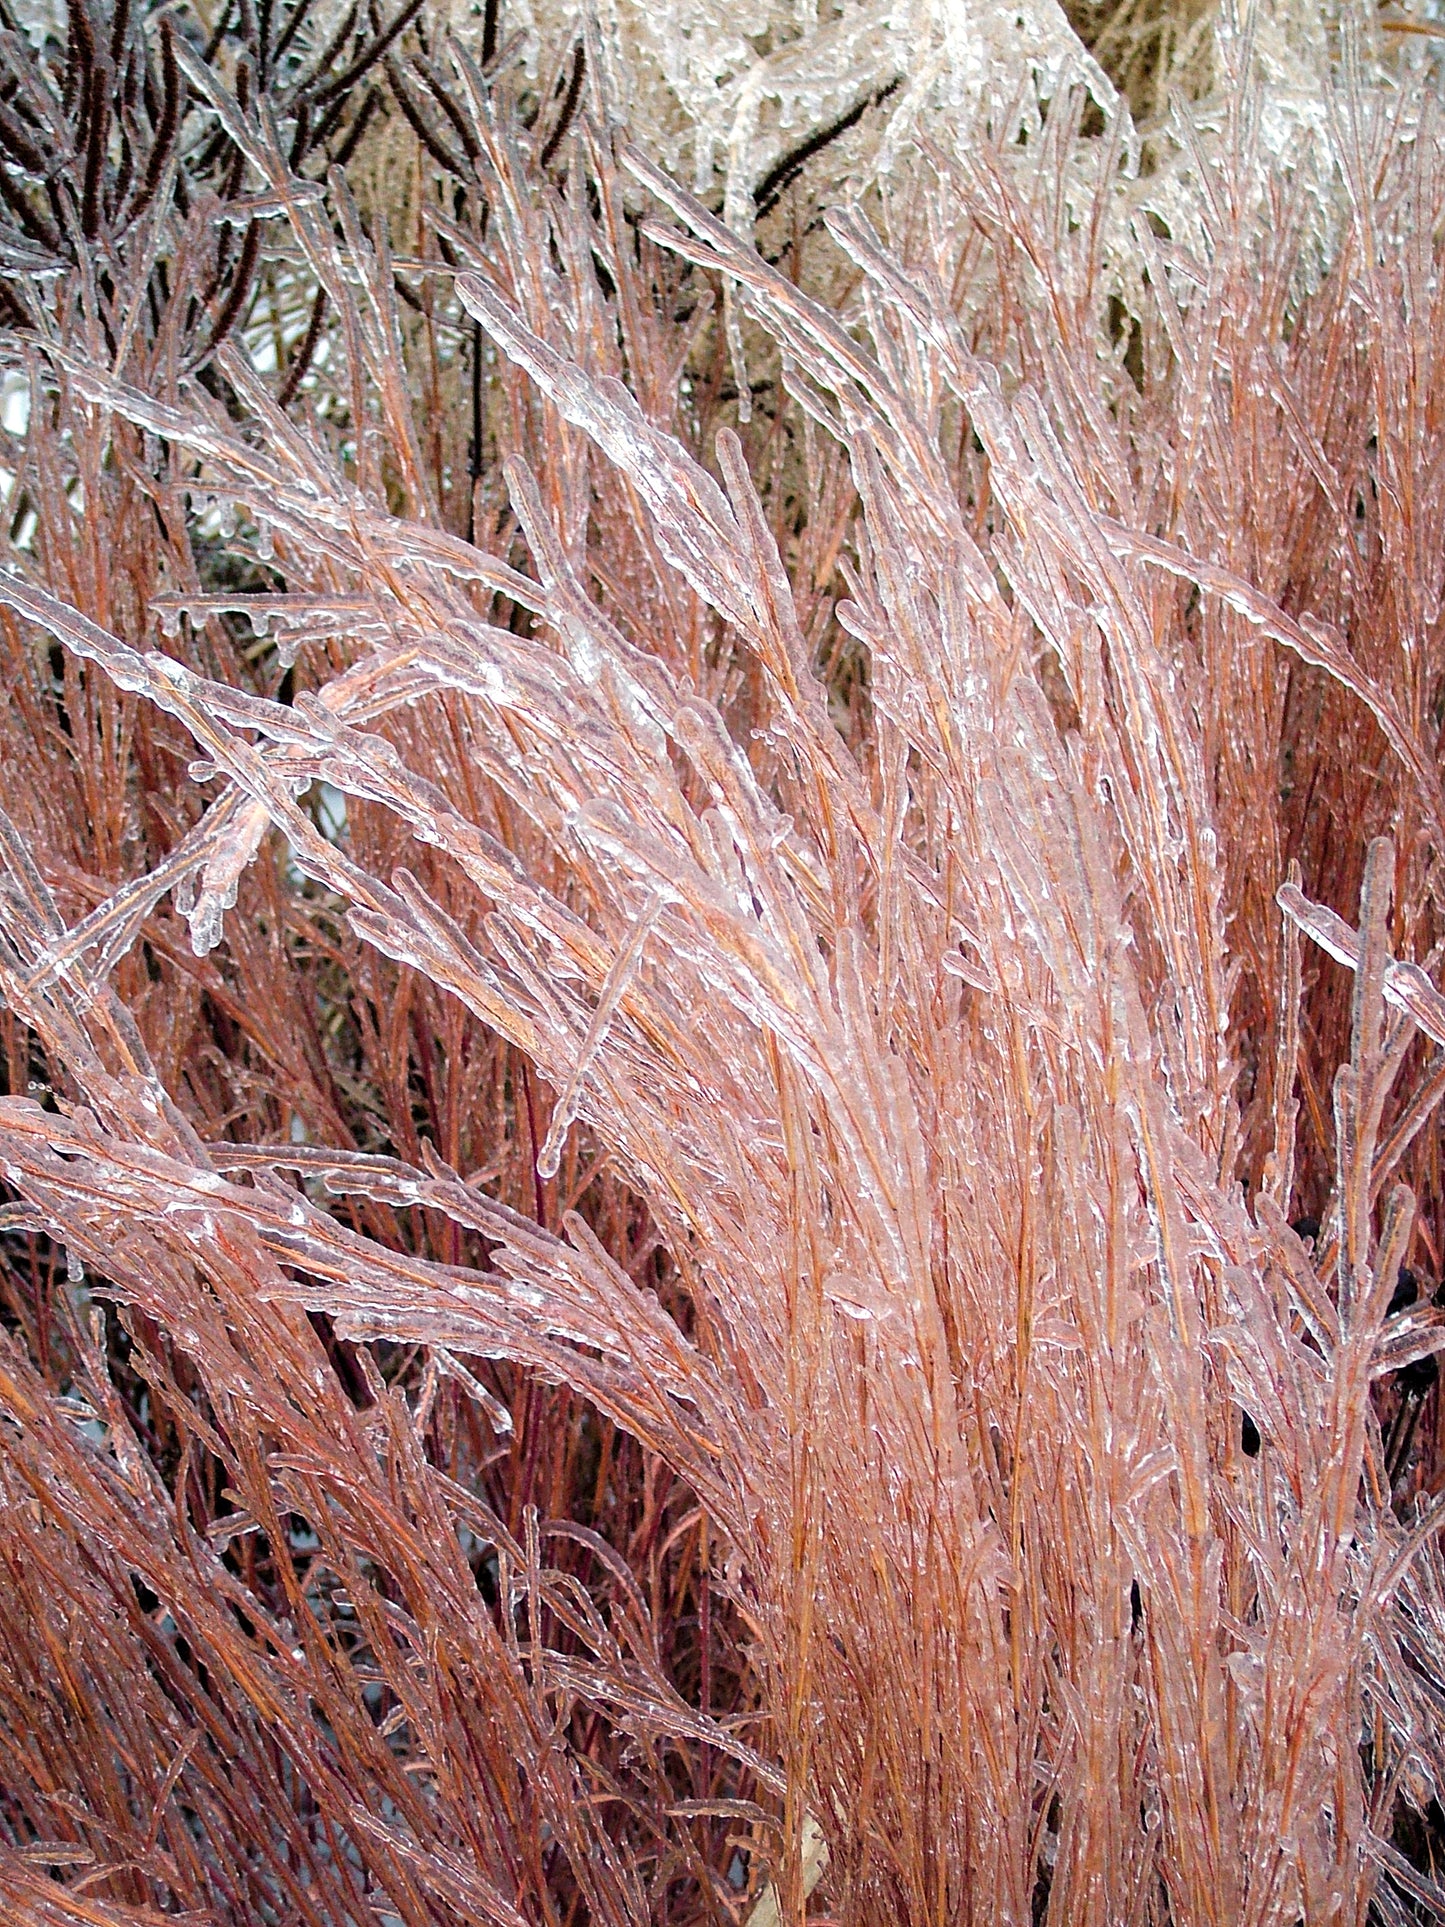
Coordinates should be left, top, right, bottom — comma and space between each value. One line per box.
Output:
4, 1, 1445, 1925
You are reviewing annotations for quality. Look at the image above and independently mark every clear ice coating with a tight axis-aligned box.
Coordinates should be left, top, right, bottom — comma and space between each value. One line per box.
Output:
0, 4, 1444, 1926
184, 798, 272, 956
534, 890, 664, 1179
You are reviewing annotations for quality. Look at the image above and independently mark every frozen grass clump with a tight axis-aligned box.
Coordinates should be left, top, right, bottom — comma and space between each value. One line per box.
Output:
2, 3, 1445, 1924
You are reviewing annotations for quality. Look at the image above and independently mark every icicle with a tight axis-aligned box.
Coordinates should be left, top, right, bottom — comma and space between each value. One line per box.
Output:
185, 796, 271, 956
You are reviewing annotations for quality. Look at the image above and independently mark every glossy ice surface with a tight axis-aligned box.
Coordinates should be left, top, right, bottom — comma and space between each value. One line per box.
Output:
2, 2, 1445, 1922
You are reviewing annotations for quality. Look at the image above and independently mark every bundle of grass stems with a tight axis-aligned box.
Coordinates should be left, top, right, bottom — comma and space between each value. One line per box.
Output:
2, 0, 1445, 1920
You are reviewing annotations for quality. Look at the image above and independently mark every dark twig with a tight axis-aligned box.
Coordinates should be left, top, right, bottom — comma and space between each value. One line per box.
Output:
1384, 1350, 1438, 1486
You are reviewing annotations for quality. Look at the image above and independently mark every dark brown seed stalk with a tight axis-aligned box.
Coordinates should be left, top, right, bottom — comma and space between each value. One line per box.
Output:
107, 0, 130, 70
0, 98, 47, 176
467, 315, 482, 545
62, 0, 95, 118
288, 95, 312, 167
129, 17, 179, 221
311, 0, 425, 109
202, 0, 235, 64
384, 53, 465, 178
108, 114, 134, 218
753, 75, 901, 219
417, 56, 480, 162
277, 283, 327, 407
307, 87, 354, 154
272, 0, 318, 70
194, 217, 260, 368
330, 84, 381, 165
538, 40, 583, 171
80, 81, 109, 237
291, 0, 357, 96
